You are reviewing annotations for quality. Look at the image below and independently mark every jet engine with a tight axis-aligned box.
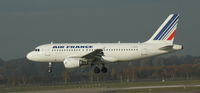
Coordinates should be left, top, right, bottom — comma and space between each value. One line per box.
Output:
63, 58, 88, 68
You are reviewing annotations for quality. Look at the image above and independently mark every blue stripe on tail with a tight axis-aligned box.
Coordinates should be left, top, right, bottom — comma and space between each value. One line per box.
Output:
158, 16, 179, 40
153, 14, 179, 40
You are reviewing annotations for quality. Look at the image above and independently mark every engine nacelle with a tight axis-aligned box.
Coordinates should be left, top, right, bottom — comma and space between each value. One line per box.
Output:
63, 58, 88, 68
102, 56, 118, 62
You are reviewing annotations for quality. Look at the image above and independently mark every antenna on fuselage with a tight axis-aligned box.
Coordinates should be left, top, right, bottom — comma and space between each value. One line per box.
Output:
118, 41, 121, 43
51, 41, 53, 44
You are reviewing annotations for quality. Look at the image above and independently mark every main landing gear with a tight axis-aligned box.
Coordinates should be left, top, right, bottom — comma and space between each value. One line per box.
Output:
93, 64, 108, 74
48, 62, 53, 73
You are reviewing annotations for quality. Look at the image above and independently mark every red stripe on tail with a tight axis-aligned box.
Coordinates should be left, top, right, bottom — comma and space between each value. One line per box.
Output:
167, 30, 176, 40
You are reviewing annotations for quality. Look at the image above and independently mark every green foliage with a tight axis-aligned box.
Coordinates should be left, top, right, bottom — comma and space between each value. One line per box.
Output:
0, 55, 200, 85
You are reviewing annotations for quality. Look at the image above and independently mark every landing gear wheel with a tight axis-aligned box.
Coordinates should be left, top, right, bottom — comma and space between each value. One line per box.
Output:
48, 62, 52, 73
94, 67, 100, 74
101, 67, 107, 73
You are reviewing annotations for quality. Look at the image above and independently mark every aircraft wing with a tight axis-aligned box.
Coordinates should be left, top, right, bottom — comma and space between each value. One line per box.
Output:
82, 49, 104, 59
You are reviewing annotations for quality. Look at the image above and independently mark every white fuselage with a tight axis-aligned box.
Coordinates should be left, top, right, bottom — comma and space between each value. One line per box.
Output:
26, 14, 183, 71
27, 14, 183, 73
26, 43, 182, 63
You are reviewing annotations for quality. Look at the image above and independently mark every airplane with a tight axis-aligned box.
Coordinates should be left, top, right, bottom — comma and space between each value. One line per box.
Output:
26, 14, 183, 73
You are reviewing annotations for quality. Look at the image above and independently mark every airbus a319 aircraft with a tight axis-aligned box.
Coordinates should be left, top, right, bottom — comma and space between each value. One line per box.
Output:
27, 14, 183, 73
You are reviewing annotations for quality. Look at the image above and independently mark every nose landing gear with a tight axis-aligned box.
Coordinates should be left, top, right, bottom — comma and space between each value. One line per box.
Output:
48, 62, 52, 73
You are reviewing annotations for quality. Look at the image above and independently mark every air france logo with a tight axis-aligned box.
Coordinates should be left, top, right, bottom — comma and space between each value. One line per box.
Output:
53, 45, 93, 48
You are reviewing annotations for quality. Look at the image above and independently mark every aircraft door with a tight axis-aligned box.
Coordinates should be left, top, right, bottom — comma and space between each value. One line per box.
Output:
44, 49, 51, 57
141, 45, 148, 57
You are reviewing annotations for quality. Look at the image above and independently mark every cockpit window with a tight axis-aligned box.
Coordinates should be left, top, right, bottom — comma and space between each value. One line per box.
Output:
35, 49, 40, 52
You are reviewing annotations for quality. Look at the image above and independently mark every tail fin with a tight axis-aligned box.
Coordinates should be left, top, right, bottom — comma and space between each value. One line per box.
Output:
146, 14, 179, 44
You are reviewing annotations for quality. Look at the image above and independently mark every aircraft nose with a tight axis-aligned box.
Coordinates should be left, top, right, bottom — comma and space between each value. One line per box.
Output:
26, 51, 34, 61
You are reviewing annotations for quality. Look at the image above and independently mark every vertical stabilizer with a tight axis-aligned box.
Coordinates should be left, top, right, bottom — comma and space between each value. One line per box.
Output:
146, 14, 179, 44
